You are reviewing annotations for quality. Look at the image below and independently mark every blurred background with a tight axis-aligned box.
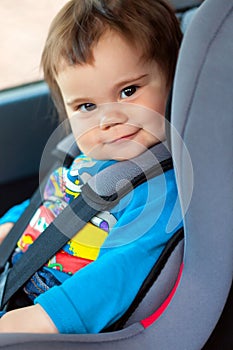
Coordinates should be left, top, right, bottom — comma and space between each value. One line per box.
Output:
0, 0, 68, 90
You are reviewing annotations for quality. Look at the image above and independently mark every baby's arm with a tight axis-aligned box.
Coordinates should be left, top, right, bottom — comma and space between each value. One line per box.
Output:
0, 304, 58, 333
0, 222, 14, 243
0, 199, 30, 243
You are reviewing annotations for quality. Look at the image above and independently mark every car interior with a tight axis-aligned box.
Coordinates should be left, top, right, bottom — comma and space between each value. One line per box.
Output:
0, 0, 232, 349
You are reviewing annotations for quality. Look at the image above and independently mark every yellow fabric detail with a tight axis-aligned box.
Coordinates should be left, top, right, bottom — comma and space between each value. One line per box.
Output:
17, 234, 33, 250
65, 189, 80, 199
68, 223, 108, 260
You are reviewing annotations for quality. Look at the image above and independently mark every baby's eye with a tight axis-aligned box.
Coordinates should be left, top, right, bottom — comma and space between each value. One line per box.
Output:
120, 85, 138, 99
77, 103, 96, 113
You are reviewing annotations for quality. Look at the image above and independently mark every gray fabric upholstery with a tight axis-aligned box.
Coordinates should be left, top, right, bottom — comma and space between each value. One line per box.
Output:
0, 0, 232, 348
180, 7, 199, 33
166, 0, 233, 347
125, 240, 184, 326
170, 0, 202, 10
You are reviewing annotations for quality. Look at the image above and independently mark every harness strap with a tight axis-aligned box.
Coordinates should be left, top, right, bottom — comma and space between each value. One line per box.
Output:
0, 143, 172, 309
0, 198, 41, 271
2, 195, 102, 307
0, 162, 61, 272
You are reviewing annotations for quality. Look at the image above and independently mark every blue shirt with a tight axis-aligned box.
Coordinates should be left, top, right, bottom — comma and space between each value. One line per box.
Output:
0, 156, 182, 334
0, 199, 30, 224
35, 168, 182, 334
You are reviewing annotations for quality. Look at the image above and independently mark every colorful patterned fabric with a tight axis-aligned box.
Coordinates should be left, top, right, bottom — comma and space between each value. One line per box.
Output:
15, 155, 117, 275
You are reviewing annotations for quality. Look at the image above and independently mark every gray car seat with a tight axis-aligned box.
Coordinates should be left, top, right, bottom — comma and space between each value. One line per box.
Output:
0, 0, 232, 348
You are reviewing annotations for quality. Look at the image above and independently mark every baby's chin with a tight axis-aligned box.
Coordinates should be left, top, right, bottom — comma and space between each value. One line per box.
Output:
87, 142, 157, 161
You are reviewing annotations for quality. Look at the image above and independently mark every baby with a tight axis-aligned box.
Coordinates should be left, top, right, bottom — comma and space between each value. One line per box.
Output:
0, 0, 182, 334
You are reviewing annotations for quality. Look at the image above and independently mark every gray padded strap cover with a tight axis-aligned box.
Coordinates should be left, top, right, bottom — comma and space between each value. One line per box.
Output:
87, 141, 171, 197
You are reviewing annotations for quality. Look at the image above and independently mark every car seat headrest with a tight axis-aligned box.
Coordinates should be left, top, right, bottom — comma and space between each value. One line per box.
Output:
170, 0, 202, 11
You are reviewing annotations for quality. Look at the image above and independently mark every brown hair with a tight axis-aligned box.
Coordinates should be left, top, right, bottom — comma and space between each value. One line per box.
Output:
41, 0, 182, 120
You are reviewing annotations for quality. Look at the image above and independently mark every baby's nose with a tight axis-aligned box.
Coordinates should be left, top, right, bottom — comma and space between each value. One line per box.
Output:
100, 110, 128, 130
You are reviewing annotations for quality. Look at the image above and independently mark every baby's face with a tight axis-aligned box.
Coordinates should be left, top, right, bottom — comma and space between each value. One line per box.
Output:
56, 31, 169, 160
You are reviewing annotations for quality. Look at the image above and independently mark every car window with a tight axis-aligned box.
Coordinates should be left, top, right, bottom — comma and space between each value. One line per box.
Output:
0, 0, 68, 90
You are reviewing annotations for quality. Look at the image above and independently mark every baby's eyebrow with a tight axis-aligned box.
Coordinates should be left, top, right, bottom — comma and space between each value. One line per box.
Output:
114, 74, 148, 89
66, 97, 92, 106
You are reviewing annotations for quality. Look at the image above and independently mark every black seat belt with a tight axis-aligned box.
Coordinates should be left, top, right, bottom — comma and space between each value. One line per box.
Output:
1, 192, 109, 308
0, 143, 172, 309
0, 190, 42, 271
0, 162, 61, 272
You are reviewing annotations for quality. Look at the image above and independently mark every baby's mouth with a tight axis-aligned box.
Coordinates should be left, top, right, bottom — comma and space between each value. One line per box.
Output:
106, 129, 141, 144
